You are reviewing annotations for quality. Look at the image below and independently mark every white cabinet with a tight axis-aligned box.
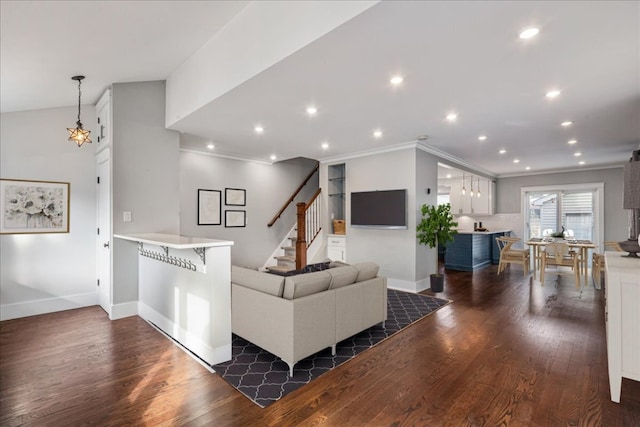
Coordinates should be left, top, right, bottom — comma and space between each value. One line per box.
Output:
327, 235, 346, 262
95, 89, 111, 151
605, 251, 640, 403
449, 178, 494, 215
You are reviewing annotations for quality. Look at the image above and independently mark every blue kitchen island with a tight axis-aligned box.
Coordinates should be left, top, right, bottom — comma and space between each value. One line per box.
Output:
444, 230, 511, 271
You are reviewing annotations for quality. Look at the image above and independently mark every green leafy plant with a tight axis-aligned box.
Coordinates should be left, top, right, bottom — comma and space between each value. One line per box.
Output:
416, 203, 458, 249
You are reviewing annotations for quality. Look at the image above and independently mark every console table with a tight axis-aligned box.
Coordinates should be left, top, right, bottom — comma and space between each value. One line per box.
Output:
605, 251, 640, 402
114, 233, 234, 366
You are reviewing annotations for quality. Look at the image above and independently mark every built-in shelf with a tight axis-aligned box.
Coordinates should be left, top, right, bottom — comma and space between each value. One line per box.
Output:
329, 177, 345, 182
329, 193, 344, 197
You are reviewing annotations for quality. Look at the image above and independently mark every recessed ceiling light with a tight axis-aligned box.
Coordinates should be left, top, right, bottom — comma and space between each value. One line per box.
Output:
321, 142, 329, 150
574, 152, 582, 157
270, 154, 277, 161
499, 149, 507, 154
568, 139, 577, 145
207, 143, 214, 150
373, 130, 383, 138
546, 89, 561, 99
446, 113, 457, 122
519, 27, 539, 39
390, 76, 403, 85
446, 174, 452, 179
254, 126, 264, 134
513, 158, 520, 164
306, 106, 317, 116
478, 135, 487, 141
525, 166, 531, 170
579, 161, 586, 165
561, 121, 573, 127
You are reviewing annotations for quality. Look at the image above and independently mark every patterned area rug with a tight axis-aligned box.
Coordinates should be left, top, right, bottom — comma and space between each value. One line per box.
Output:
213, 289, 451, 407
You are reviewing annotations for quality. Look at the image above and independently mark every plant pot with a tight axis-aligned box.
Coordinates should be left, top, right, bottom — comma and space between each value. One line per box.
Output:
430, 273, 444, 293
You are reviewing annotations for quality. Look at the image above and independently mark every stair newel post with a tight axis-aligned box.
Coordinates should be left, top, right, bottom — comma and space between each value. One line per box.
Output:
296, 202, 307, 270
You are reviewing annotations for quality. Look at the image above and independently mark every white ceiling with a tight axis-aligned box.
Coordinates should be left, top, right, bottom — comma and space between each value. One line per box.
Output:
2, 1, 639, 177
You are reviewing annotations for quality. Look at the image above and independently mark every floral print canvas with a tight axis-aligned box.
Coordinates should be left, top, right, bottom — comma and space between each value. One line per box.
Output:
0, 179, 69, 234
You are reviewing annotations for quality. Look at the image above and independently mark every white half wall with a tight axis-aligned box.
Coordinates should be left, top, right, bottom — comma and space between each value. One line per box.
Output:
0, 106, 98, 320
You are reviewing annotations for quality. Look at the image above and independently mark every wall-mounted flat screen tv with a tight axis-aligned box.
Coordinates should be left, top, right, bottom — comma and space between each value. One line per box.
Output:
350, 189, 407, 229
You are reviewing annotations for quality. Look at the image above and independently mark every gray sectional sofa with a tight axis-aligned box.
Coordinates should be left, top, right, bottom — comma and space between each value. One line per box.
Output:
231, 262, 387, 376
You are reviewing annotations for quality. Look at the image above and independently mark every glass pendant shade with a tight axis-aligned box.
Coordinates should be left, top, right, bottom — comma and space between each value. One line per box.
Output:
470, 176, 474, 198
461, 173, 466, 196
477, 177, 481, 198
67, 76, 91, 147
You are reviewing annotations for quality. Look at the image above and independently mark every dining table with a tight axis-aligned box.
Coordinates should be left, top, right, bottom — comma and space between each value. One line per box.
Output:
525, 237, 597, 286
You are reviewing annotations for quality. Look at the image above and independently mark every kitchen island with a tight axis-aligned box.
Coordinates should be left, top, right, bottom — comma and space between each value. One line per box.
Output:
114, 233, 234, 366
444, 230, 511, 271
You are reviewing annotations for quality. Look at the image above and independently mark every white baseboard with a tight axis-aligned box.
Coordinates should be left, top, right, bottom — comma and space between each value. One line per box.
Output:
387, 278, 418, 293
0, 292, 98, 321
138, 301, 231, 366
110, 301, 138, 320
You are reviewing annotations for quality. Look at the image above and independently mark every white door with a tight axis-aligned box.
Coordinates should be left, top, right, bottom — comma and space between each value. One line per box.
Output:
97, 149, 112, 316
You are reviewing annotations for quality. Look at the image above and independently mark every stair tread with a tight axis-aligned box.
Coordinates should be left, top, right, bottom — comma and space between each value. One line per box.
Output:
266, 265, 297, 273
275, 255, 295, 261
281, 246, 295, 251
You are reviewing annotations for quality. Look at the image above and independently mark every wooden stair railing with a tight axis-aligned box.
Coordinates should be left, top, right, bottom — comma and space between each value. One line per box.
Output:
295, 188, 322, 270
268, 164, 319, 227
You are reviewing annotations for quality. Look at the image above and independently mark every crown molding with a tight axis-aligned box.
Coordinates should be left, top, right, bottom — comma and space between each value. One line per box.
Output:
497, 163, 624, 178
180, 147, 273, 165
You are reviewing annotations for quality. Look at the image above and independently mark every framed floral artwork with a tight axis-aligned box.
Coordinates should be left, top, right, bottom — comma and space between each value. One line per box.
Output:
198, 189, 221, 225
225, 188, 246, 206
225, 210, 246, 228
0, 179, 70, 234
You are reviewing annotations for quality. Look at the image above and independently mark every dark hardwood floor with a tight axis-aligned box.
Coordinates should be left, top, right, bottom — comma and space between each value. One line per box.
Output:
2, 265, 639, 426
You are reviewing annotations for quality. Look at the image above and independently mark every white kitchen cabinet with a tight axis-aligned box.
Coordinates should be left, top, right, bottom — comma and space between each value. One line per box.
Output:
327, 235, 346, 262
449, 178, 494, 215
95, 88, 111, 151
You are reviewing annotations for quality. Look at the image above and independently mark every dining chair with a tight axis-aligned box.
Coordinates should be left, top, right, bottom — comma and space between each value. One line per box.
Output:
592, 241, 624, 287
540, 242, 580, 288
496, 236, 530, 275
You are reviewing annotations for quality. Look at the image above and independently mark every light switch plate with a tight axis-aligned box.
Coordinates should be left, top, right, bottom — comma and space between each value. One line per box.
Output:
123, 211, 132, 222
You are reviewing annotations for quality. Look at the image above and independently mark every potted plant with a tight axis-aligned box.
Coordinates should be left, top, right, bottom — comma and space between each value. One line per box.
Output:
416, 203, 458, 292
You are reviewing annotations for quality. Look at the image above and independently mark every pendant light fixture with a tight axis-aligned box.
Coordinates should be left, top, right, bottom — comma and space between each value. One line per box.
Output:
470, 175, 474, 198
477, 177, 481, 198
66, 75, 92, 147
461, 173, 466, 196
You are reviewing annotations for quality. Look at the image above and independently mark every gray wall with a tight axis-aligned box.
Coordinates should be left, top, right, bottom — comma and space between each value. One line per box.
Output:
325, 148, 417, 286
415, 148, 439, 282
179, 152, 318, 268
496, 167, 627, 241
0, 106, 97, 319
111, 81, 181, 304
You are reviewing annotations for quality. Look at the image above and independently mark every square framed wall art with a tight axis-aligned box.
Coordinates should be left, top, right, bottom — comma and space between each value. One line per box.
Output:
225, 188, 246, 206
0, 178, 70, 234
225, 210, 246, 228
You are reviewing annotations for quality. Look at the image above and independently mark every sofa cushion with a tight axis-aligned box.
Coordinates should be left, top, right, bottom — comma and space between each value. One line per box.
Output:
327, 265, 359, 289
329, 260, 350, 268
282, 270, 331, 300
231, 266, 285, 297
353, 262, 380, 282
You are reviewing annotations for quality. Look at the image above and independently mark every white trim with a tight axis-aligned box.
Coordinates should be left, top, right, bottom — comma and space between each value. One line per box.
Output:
109, 301, 138, 320
180, 147, 272, 165
499, 163, 624, 178
0, 292, 98, 321
387, 278, 419, 293
320, 141, 418, 164
521, 182, 605, 252
144, 319, 216, 373
416, 142, 497, 178
138, 301, 231, 366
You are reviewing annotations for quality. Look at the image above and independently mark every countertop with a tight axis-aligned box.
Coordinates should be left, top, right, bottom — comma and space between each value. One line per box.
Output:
455, 229, 511, 235
114, 233, 234, 249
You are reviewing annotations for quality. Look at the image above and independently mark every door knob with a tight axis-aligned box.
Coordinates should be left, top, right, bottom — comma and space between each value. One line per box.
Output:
103, 241, 110, 248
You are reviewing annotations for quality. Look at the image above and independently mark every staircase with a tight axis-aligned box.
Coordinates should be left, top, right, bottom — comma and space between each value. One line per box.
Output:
267, 235, 299, 275
265, 164, 322, 273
